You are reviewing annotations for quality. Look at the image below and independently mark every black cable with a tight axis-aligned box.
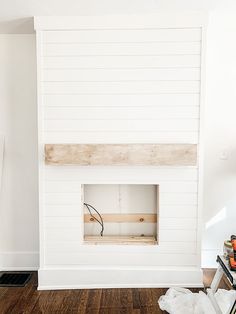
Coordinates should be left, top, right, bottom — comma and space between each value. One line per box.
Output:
85, 203, 104, 237
84, 202, 104, 236
84, 203, 103, 233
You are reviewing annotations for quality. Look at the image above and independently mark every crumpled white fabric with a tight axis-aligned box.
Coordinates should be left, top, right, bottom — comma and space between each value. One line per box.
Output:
158, 287, 236, 314
215, 289, 236, 313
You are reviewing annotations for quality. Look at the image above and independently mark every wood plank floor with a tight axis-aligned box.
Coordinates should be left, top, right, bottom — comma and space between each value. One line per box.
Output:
0, 270, 229, 314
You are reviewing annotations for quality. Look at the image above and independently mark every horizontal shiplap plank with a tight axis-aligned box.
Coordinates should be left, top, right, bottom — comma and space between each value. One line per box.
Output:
43, 29, 201, 43
44, 106, 199, 120
45, 217, 196, 237
45, 205, 81, 217
159, 205, 197, 218
44, 204, 198, 219
44, 181, 197, 194
43, 42, 201, 56
45, 240, 196, 254
44, 193, 82, 205
43, 55, 200, 69
160, 193, 198, 205
43, 131, 199, 144
160, 182, 198, 193
42, 94, 200, 107
44, 251, 198, 266
44, 217, 82, 229
45, 228, 81, 242
45, 181, 82, 193
159, 218, 196, 230
44, 119, 199, 132
43, 68, 200, 82
159, 230, 196, 242
43, 81, 200, 95
44, 167, 198, 182
44, 193, 197, 207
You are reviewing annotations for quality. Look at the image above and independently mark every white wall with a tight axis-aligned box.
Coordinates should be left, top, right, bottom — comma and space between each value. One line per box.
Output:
202, 10, 236, 267
0, 35, 39, 270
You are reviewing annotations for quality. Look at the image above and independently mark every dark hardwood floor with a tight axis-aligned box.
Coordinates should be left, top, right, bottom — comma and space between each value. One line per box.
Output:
0, 270, 229, 314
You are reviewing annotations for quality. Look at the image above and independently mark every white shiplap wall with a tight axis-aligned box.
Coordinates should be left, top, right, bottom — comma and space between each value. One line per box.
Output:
41, 26, 201, 144
35, 14, 206, 289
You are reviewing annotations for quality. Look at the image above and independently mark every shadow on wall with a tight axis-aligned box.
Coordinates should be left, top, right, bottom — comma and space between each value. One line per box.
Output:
203, 200, 236, 264
0, 18, 34, 34
0, 136, 4, 190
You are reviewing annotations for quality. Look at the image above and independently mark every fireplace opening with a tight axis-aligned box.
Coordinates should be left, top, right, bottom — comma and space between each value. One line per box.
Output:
82, 184, 159, 245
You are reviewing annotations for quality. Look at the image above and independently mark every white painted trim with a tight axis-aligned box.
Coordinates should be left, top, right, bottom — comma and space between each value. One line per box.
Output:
1, 267, 38, 271
197, 23, 208, 268
38, 283, 204, 290
0, 252, 39, 271
38, 267, 203, 290
34, 12, 208, 30
36, 30, 45, 268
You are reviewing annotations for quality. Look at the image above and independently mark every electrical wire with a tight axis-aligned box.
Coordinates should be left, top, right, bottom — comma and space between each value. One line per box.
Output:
84, 202, 104, 236
84, 203, 104, 236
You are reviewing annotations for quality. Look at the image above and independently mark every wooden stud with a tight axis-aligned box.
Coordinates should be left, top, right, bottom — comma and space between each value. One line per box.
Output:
84, 235, 157, 245
84, 213, 157, 223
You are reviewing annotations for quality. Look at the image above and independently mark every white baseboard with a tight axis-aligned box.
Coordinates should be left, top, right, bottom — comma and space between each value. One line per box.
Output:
38, 267, 203, 290
0, 251, 39, 271
0, 250, 217, 275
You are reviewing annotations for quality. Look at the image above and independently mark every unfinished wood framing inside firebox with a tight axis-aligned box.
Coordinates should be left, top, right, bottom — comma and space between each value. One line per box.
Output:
83, 184, 159, 245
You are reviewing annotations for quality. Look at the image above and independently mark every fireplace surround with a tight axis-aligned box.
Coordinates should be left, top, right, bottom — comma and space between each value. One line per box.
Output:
35, 13, 206, 289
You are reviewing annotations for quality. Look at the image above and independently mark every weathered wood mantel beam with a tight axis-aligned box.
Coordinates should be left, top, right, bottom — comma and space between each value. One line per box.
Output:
44, 144, 197, 166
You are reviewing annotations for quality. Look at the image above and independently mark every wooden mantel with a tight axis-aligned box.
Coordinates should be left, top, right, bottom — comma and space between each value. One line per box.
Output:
44, 144, 197, 166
